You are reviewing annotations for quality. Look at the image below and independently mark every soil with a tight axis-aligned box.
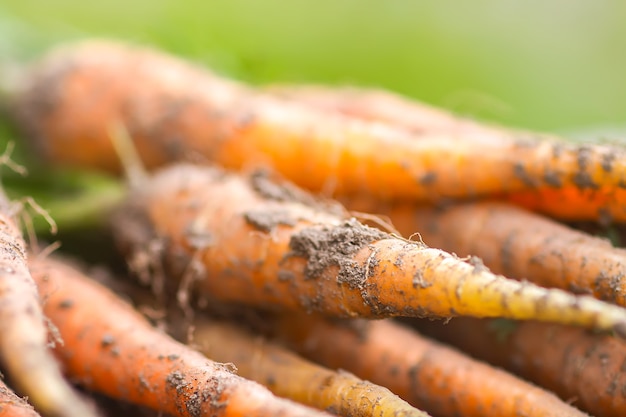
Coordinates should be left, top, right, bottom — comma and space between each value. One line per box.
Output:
243, 208, 298, 232
249, 170, 344, 215
288, 218, 389, 289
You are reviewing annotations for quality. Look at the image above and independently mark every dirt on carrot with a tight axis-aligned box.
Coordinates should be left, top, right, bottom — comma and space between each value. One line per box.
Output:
110, 163, 626, 334
12, 40, 626, 222
29, 256, 331, 417
414, 317, 626, 417
265, 313, 589, 417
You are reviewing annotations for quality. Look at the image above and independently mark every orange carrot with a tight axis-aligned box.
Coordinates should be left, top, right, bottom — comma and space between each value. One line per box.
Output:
190, 317, 429, 417
415, 317, 626, 417
30, 256, 331, 417
0, 190, 96, 417
345, 198, 626, 307
267, 84, 626, 223
0, 379, 41, 417
268, 313, 588, 417
111, 163, 626, 332
12, 40, 626, 222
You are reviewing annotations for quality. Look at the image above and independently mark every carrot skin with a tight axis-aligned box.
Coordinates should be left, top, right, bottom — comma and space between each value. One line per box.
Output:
269, 314, 589, 417
30, 257, 330, 417
12, 41, 626, 221
0, 379, 41, 417
415, 317, 626, 417
191, 318, 429, 417
112, 164, 626, 332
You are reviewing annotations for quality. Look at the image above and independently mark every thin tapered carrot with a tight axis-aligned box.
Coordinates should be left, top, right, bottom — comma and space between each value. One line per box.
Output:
12, 40, 626, 222
111, 163, 626, 332
415, 317, 626, 417
268, 313, 588, 417
345, 197, 626, 307
190, 317, 429, 417
267, 84, 626, 223
0, 190, 97, 417
0, 379, 41, 417
29, 256, 331, 417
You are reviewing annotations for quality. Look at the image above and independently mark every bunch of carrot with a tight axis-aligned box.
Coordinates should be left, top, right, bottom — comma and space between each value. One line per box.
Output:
0, 39, 625, 417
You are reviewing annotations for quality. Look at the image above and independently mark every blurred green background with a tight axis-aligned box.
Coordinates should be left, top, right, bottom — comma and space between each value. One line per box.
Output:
1, 0, 625, 133
0, 0, 624, 245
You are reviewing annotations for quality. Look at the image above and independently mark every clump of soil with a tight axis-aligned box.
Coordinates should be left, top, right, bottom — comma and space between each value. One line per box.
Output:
288, 218, 389, 288
243, 208, 298, 232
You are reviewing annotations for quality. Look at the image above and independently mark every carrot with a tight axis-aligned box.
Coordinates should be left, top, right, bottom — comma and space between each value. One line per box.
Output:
415, 317, 626, 417
111, 163, 626, 332
0, 379, 41, 417
190, 317, 429, 417
267, 313, 589, 417
345, 198, 626, 307
29, 256, 331, 417
0, 190, 96, 417
267, 84, 626, 223
12, 40, 626, 222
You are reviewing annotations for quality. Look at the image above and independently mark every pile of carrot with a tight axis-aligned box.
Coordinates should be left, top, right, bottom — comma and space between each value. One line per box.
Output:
0, 39, 625, 417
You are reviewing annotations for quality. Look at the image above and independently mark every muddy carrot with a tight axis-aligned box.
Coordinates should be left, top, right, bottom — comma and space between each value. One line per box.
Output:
0, 379, 41, 417
267, 313, 589, 417
267, 84, 626, 223
190, 318, 429, 417
345, 198, 626, 307
112, 163, 626, 332
29, 256, 331, 417
0, 190, 96, 417
12, 40, 626, 222
415, 317, 626, 417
